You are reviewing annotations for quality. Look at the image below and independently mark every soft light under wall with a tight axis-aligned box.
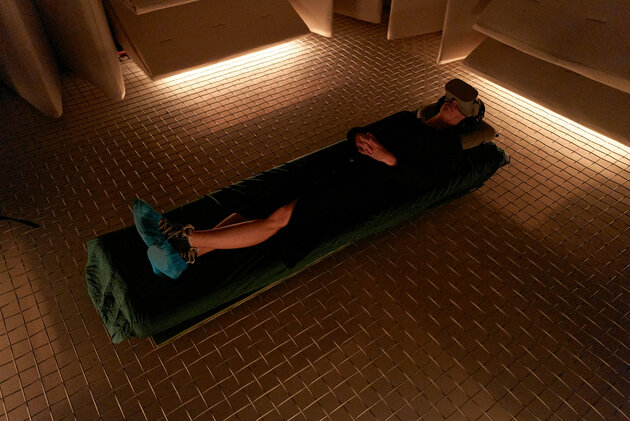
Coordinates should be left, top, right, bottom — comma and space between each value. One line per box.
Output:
160, 41, 305, 88
472, 76, 630, 154
105, 0, 310, 80
464, 39, 630, 148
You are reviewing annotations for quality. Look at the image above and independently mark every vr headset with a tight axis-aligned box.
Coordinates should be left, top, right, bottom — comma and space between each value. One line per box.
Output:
436, 78, 485, 128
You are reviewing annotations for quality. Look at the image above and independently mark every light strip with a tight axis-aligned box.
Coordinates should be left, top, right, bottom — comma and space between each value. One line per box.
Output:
159, 40, 305, 87
470, 76, 630, 155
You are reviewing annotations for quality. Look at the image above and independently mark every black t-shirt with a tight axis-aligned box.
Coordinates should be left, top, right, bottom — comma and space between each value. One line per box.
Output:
273, 110, 464, 267
345, 110, 464, 193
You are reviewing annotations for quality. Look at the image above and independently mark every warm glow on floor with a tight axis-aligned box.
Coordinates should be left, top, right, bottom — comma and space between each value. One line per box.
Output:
471, 76, 630, 155
160, 40, 306, 88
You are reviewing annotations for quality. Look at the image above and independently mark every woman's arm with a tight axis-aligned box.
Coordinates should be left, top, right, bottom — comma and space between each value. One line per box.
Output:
346, 110, 416, 153
354, 133, 397, 166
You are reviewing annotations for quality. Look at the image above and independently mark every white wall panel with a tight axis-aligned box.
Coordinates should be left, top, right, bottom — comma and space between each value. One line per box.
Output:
387, 0, 446, 40
119, 0, 199, 15
334, 0, 383, 24
105, 0, 310, 80
437, 0, 488, 64
288, 0, 333, 37
473, 0, 630, 94
465, 39, 630, 146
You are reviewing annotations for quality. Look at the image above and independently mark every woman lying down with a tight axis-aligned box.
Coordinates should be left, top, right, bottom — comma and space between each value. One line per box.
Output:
134, 79, 490, 279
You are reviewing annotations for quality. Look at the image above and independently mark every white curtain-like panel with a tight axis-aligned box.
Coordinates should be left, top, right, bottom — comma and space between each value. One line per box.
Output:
0, 0, 62, 117
0, 0, 125, 116
35, 0, 125, 100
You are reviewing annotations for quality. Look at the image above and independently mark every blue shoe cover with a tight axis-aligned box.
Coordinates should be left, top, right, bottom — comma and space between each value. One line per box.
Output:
147, 243, 188, 280
150, 261, 168, 278
133, 199, 165, 247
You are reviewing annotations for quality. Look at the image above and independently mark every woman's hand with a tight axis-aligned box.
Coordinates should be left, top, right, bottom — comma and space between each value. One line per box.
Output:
355, 133, 397, 166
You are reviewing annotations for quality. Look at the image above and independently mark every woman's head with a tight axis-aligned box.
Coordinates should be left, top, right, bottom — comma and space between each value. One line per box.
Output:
438, 99, 467, 126
435, 79, 485, 129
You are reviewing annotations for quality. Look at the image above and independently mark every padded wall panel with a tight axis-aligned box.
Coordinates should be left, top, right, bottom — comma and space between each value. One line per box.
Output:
105, 0, 310, 80
288, 0, 333, 37
464, 39, 630, 147
387, 0, 446, 40
334, 0, 383, 24
473, 0, 630, 94
0, 0, 61, 117
35, 0, 125, 101
437, 0, 488, 64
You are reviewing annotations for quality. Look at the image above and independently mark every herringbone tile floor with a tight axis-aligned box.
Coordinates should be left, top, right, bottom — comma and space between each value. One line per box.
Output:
1, 13, 628, 421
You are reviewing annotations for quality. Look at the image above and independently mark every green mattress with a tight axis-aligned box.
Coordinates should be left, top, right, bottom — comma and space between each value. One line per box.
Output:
85, 140, 508, 343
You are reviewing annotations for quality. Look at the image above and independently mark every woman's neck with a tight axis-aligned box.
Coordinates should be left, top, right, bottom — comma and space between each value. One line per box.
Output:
425, 115, 450, 130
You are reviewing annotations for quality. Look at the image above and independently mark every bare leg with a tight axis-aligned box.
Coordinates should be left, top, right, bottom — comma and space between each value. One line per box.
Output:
213, 213, 247, 229
194, 213, 247, 255
190, 201, 296, 257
